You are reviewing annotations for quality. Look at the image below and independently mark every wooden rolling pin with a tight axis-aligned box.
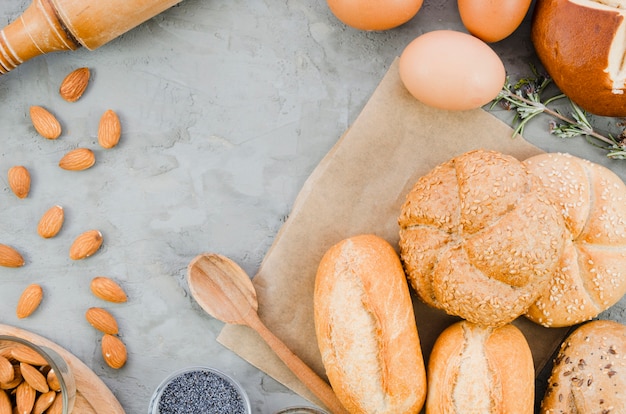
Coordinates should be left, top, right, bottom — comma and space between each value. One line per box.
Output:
0, 0, 182, 74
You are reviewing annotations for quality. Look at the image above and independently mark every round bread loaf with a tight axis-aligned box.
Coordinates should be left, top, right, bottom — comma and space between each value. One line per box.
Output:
398, 149, 566, 326
524, 153, 626, 327
541, 319, 626, 413
426, 321, 534, 413
314, 234, 427, 414
531, 0, 626, 116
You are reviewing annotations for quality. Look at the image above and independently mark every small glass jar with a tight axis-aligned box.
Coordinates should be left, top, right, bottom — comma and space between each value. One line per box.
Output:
0, 335, 76, 413
149, 366, 252, 414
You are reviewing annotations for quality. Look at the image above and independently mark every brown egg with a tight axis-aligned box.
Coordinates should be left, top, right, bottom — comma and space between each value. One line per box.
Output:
458, 0, 532, 43
399, 30, 506, 111
326, 0, 423, 31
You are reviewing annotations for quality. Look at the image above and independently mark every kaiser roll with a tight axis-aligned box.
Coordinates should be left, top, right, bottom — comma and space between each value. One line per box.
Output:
314, 234, 427, 414
426, 321, 534, 413
524, 153, 626, 327
398, 149, 566, 327
532, 0, 626, 116
541, 319, 626, 413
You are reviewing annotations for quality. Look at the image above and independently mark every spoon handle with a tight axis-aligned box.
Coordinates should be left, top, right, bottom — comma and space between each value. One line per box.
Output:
245, 313, 349, 414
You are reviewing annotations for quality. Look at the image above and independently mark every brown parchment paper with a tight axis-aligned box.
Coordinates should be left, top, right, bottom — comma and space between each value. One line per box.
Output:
217, 59, 571, 409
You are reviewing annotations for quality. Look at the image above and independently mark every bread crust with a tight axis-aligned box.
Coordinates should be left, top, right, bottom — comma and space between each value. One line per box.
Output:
314, 234, 427, 414
426, 321, 534, 413
524, 153, 626, 327
531, 0, 626, 116
541, 320, 626, 413
398, 149, 566, 326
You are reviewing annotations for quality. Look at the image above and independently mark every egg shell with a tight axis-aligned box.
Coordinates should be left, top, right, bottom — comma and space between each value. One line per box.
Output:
458, 0, 532, 43
326, 0, 424, 31
398, 30, 506, 111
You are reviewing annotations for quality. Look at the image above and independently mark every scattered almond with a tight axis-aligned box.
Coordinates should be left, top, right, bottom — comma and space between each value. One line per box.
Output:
59, 67, 90, 102
29, 106, 61, 139
85, 307, 119, 335
101, 334, 127, 369
37, 206, 64, 239
98, 109, 121, 149
90, 277, 127, 303
32, 390, 56, 414
69, 229, 103, 260
0, 357, 13, 384
0, 244, 24, 268
19, 363, 48, 394
15, 380, 36, 414
58, 147, 95, 171
16, 284, 43, 319
0, 390, 10, 414
7, 166, 30, 199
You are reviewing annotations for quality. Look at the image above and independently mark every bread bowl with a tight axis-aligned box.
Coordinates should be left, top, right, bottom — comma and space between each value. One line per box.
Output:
541, 319, 626, 413
314, 234, 426, 414
523, 153, 626, 327
531, 0, 626, 116
398, 149, 566, 326
426, 321, 534, 413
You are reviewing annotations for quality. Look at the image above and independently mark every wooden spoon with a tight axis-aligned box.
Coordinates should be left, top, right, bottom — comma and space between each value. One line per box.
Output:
187, 253, 349, 414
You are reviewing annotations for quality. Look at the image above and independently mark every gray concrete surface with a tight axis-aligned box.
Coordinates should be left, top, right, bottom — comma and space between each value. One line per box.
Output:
1, 0, 626, 413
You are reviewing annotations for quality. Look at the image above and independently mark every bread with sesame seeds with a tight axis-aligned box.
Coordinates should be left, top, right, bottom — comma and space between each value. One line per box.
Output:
314, 234, 427, 414
426, 320, 534, 413
398, 149, 567, 327
540, 319, 626, 413
524, 153, 626, 328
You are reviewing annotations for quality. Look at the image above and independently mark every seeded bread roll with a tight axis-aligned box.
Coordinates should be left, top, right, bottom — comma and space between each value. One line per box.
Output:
398, 149, 566, 326
541, 319, 626, 413
314, 234, 427, 414
523, 153, 626, 327
426, 321, 534, 413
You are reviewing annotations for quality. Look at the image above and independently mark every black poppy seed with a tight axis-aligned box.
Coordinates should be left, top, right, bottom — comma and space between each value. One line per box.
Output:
157, 370, 247, 414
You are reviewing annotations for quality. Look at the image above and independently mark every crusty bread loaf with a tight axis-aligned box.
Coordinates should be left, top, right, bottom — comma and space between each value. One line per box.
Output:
541, 319, 626, 413
398, 149, 566, 326
532, 0, 626, 116
314, 234, 427, 414
426, 321, 534, 413
523, 153, 626, 327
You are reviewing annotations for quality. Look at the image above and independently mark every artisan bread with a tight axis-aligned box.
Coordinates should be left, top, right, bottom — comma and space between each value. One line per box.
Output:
524, 153, 626, 327
541, 319, 626, 413
426, 321, 534, 413
398, 149, 567, 326
314, 234, 427, 414
531, 0, 626, 116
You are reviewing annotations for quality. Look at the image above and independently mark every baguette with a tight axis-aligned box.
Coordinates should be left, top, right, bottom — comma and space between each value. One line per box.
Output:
314, 234, 427, 414
426, 321, 534, 413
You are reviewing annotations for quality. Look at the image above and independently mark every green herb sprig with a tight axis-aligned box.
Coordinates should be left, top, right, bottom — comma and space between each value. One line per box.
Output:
491, 67, 626, 160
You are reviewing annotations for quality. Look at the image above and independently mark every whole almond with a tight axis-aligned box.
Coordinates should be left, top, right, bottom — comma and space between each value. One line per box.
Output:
7, 166, 30, 199
20, 363, 49, 393
69, 229, 102, 260
10, 345, 47, 367
90, 277, 127, 303
45, 391, 63, 414
16, 284, 43, 319
0, 357, 13, 384
59, 67, 90, 102
0, 244, 24, 268
46, 369, 60, 392
58, 148, 95, 171
0, 390, 10, 414
85, 307, 119, 335
101, 334, 127, 369
29, 106, 61, 139
37, 205, 64, 239
0, 364, 22, 390
33, 390, 56, 414
98, 109, 121, 149
15, 381, 36, 414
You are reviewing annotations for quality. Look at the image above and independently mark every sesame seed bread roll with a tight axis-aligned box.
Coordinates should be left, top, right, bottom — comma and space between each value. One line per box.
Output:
398, 149, 567, 326
523, 153, 626, 327
426, 321, 534, 414
314, 234, 427, 414
540, 319, 626, 413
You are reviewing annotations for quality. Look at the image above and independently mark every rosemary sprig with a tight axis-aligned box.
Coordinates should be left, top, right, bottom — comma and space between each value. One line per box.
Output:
491, 69, 626, 160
